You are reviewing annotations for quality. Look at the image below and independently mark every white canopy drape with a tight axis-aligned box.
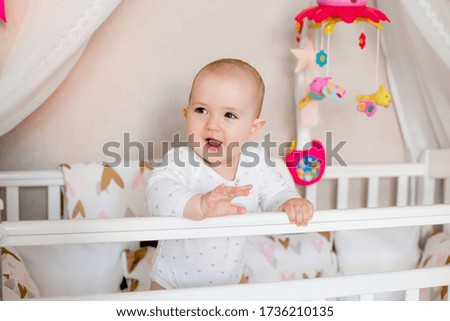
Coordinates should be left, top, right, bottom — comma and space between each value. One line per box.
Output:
378, 0, 450, 161
0, 0, 122, 137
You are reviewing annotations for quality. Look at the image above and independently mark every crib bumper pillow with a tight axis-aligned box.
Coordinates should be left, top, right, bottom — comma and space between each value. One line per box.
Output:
240, 159, 338, 281
118, 233, 337, 292
15, 161, 153, 297
121, 246, 155, 292
16, 243, 127, 297
60, 160, 153, 219
334, 227, 421, 300
243, 232, 337, 283
2, 247, 41, 300
418, 232, 450, 301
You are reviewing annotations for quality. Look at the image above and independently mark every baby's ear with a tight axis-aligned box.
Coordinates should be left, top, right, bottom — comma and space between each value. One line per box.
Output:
250, 118, 266, 139
182, 107, 188, 119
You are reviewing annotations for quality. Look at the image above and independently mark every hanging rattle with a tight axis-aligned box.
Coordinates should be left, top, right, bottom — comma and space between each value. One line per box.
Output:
286, 136, 326, 186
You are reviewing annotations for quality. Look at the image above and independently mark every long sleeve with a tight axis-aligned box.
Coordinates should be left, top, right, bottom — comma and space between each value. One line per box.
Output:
257, 150, 301, 212
146, 148, 198, 218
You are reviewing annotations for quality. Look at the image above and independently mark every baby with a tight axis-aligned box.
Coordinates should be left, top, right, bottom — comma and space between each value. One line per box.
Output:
146, 58, 314, 290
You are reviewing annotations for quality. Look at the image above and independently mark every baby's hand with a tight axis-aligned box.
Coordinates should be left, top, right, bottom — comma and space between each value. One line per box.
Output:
279, 198, 314, 227
200, 184, 252, 218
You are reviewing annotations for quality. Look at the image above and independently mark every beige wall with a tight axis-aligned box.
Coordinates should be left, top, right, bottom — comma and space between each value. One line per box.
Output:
0, 1, 406, 218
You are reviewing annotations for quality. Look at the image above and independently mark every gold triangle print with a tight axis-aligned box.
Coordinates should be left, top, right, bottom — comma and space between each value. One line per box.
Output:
18, 283, 28, 299
59, 163, 72, 170
278, 237, 290, 250
125, 247, 148, 273
100, 166, 124, 192
1, 248, 21, 262
139, 160, 154, 174
72, 200, 86, 218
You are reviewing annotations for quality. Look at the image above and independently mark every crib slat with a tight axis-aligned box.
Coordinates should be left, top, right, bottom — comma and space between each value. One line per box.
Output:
337, 178, 349, 209
396, 176, 409, 206
422, 149, 450, 179
359, 293, 374, 301
422, 177, 436, 205
421, 177, 436, 242
367, 177, 379, 208
404, 288, 419, 301
445, 179, 450, 204
305, 185, 317, 208
47, 185, 61, 220
6, 187, 19, 221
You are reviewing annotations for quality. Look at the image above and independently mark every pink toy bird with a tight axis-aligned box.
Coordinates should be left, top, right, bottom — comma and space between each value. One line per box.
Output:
299, 76, 345, 109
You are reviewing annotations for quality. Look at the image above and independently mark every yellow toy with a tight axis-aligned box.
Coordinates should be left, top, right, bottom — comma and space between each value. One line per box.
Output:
356, 85, 392, 117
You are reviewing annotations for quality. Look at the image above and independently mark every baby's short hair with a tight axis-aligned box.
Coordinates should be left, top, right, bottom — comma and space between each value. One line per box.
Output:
189, 58, 265, 117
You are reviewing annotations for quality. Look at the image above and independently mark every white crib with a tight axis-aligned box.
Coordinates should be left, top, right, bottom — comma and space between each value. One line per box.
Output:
1, 149, 449, 301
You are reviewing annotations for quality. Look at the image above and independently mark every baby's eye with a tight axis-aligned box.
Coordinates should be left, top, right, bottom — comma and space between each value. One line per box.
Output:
194, 107, 207, 114
225, 112, 238, 119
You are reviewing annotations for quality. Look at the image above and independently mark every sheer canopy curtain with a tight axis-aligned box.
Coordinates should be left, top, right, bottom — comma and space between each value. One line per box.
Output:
0, 0, 122, 137
377, 0, 450, 162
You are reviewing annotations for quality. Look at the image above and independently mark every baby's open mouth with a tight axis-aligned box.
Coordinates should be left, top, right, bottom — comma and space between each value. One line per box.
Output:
206, 138, 222, 152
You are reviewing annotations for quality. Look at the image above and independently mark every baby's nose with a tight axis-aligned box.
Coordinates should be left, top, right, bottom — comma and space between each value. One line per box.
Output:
205, 116, 221, 131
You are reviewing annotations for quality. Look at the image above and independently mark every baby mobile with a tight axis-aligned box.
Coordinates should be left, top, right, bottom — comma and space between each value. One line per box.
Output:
286, 0, 391, 186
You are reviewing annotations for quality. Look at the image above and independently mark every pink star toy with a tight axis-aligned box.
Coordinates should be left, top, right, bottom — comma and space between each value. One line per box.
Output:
291, 40, 317, 74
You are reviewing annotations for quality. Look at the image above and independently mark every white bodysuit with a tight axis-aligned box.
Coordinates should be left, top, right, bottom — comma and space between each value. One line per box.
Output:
146, 146, 300, 289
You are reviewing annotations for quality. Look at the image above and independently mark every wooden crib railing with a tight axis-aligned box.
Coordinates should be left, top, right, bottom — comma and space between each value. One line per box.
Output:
63, 265, 449, 301
1, 204, 450, 300
0, 170, 63, 221
0, 162, 437, 222
1, 149, 449, 222
305, 163, 425, 208
1, 205, 449, 246
1, 149, 449, 300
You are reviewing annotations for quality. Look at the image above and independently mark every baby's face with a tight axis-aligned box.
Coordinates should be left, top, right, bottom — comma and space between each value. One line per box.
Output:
185, 71, 264, 166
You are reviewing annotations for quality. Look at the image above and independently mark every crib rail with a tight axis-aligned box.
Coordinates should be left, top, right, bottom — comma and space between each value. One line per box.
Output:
0, 171, 64, 221
0, 171, 64, 186
304, 163, 426, 209
0, 163, 429, 222
46, 266, 450, 301
1, 205, 450, 246
1, 153, 448, 302
1, 205, 449, 301
323, 163, 425, 178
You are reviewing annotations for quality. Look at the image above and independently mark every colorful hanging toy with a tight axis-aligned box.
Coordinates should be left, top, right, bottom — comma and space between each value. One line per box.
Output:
299, 76, 346, 109
356, 85, 392, 117
295, 0, 390, 37
287, 1, 393, 187
294, 0, 392, 118
286, 139, 326, 186
288, 36, 331, 186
